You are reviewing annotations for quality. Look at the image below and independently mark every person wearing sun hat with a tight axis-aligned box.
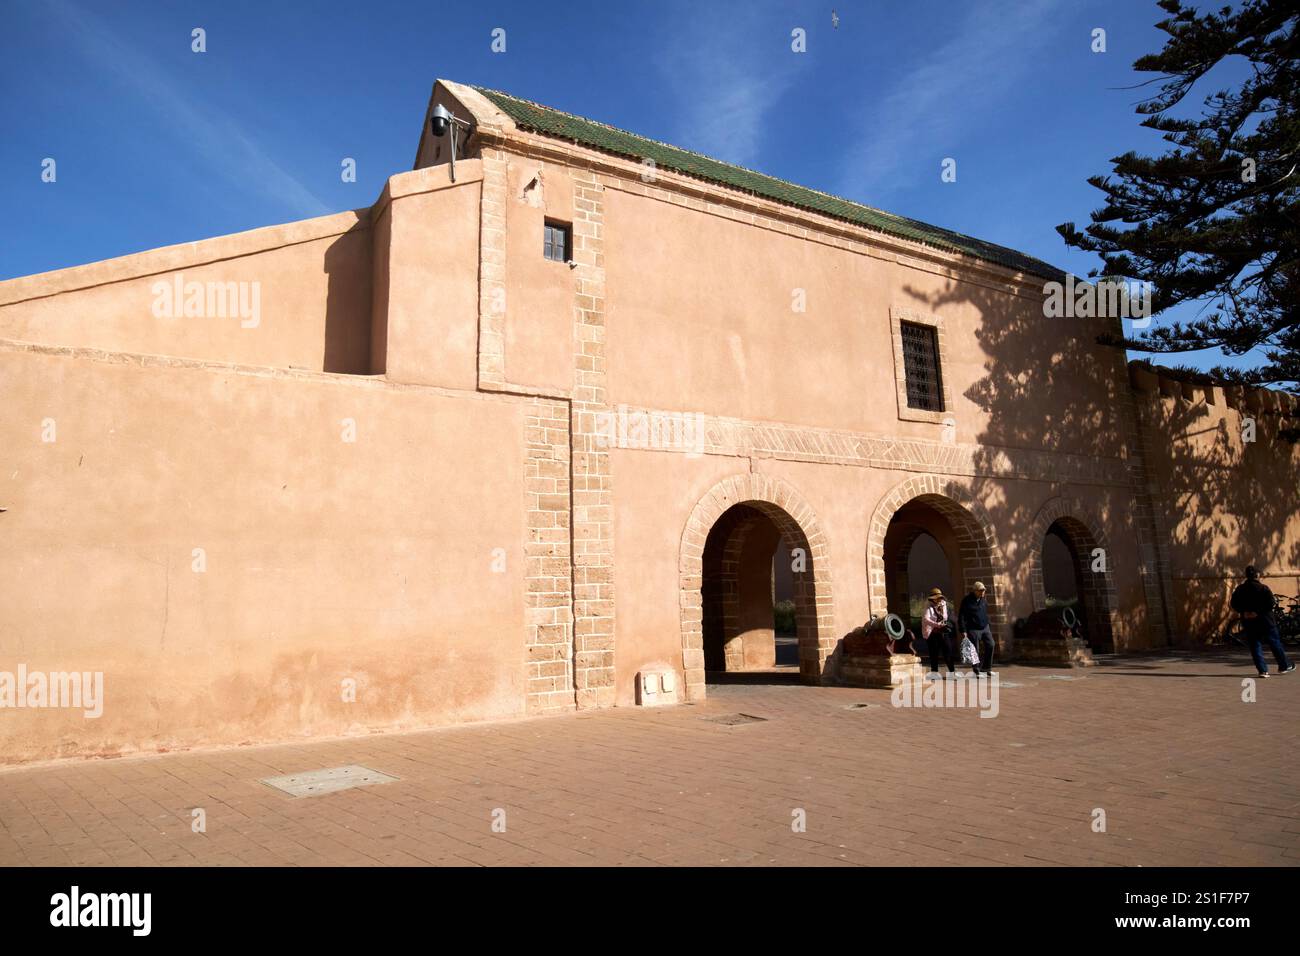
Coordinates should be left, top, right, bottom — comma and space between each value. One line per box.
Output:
959, 581, 995, 677
921, 586, 956, 677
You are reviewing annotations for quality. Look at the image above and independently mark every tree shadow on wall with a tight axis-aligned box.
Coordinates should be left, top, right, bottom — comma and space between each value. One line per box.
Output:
900, 275, 1300, 647
1135, 386, 1300, 638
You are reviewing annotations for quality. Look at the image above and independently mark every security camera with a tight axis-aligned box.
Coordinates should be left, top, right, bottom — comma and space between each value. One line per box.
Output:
430, 103, 452, 138
429, 102, 472, 182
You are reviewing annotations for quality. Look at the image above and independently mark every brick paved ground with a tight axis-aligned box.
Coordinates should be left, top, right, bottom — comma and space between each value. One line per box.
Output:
1, 653, 1297, 867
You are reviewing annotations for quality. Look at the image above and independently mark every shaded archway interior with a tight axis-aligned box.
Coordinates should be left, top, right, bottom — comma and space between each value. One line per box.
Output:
882, 494, 1001, 642
701, 502, 818, 683
1043, 517, 1115, 653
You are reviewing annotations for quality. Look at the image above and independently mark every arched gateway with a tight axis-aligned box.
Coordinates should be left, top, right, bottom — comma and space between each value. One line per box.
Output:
679, 474, 836, 703
1028, 497, 1118, 652
866, 476, 1009, 648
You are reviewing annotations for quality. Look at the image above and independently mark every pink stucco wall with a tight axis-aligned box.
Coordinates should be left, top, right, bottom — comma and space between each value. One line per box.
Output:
0, 343, 530, 762
3, 78, 1297, 764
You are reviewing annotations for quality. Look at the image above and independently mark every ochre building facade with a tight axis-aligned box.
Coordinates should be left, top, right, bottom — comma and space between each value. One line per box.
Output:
3, 81, 1298, 764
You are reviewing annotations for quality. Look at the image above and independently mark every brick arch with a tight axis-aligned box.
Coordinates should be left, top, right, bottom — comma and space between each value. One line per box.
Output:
680, 474, 836, 703
866, 475, 1009, 647
712, 507, 780, 671
1029, 496, 1118, 652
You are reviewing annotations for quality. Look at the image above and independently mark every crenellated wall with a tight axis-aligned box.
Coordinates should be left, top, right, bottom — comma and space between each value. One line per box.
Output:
1127, 363, 1300, 643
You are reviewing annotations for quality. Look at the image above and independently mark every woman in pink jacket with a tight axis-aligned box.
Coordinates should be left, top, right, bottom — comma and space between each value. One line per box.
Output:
922, 587, 956, 678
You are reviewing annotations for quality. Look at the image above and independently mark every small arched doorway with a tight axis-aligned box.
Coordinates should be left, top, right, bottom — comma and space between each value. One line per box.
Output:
1028, 498, 1119, 654
1040, 517, 1115, 653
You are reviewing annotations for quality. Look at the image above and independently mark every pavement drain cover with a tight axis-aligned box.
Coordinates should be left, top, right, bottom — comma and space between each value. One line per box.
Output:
998, 681, 1026, 688
261, 765, 400, 798
1042, 675, 1083, 681
702, 713, 768, 726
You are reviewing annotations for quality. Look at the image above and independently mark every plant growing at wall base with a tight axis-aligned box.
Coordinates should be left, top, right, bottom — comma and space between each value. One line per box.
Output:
774, 599, 797, 635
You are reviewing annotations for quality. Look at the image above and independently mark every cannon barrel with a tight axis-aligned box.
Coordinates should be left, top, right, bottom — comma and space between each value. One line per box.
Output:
865, 613, 907, 640
1015, 603, 1095, 667
844, 613, 913, 657
1024, 605, 1079, 640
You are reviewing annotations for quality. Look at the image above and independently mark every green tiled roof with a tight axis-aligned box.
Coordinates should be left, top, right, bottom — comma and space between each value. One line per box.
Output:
474, 86, 1066, 282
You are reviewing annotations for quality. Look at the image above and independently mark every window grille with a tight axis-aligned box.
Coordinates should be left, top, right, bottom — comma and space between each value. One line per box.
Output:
900, 321, 943, 411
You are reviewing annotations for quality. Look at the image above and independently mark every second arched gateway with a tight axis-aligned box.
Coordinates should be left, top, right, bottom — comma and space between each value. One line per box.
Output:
865, 475, 1011, 659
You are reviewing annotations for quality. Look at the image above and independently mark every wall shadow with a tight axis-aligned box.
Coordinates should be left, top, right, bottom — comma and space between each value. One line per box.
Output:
899, 274, 1300, 649
1135, 378, 1300, 639
322, 221, 374, 374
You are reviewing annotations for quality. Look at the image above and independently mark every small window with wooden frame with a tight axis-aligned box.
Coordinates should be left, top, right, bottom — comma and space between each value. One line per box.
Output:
543, 220, 571, 263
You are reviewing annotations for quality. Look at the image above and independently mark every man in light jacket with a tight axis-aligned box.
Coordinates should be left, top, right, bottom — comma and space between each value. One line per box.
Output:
922, 587, 956, 678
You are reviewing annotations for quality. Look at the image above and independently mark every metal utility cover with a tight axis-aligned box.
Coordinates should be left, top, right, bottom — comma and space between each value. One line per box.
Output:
702, 713, 768, 726
261, 765, 400, 798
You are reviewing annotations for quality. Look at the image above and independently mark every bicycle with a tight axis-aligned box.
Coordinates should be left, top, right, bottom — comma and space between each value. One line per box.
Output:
1276, 594, 1300, 646
1222, 594, 1300, 647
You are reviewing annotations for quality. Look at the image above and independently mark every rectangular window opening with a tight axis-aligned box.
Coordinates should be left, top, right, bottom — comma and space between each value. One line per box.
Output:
543, 221, 571, 262
900, 321, 944, 412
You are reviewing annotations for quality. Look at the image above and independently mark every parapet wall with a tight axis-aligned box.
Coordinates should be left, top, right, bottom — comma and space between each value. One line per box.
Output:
0, 161, 481, 388
1128, 362, 1300, 643
0, 210, 375, 374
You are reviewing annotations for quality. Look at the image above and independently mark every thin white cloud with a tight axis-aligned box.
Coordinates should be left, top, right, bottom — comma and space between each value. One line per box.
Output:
835, 0, 1059, 203
657, 6, 806, 168
50, 0, 331, 218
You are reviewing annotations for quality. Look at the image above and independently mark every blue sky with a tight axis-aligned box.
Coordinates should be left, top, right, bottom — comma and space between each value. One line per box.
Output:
0, 0, 1255, 372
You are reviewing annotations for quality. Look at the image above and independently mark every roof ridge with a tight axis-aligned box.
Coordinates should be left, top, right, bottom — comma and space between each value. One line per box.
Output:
473, 85, 787, 182
470, 84, 1066, 282
473, 85, 929, 229
475, 86, 912, 223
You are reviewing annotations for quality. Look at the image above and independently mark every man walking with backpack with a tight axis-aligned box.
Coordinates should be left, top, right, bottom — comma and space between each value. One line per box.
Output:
1230, 565, 1295, 678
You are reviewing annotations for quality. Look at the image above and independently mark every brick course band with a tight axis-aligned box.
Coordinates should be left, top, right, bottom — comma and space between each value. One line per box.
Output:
592, 402, 1130, 487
